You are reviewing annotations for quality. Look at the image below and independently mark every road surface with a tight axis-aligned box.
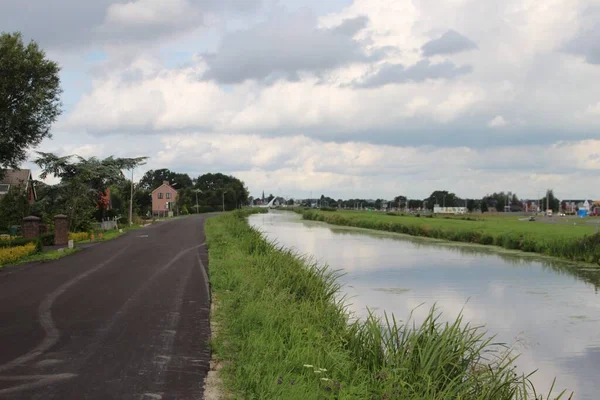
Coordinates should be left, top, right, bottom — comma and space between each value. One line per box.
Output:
0, 215, 213, 399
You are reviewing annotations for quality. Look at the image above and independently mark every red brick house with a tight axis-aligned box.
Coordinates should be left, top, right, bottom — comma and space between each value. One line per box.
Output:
0, 169, 37, 204
152, 181, 178, 217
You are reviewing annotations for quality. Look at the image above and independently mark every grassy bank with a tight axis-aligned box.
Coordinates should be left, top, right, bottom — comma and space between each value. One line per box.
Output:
301, 210, 600, 264
205, 209, 565, 399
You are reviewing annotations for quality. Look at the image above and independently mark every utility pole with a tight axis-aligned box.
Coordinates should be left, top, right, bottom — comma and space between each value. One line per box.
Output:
222, 190, 227, 212
195, 189, 200, 214
129, 168, 134, 226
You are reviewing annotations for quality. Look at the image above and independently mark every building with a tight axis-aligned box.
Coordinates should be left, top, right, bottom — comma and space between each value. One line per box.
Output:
151, 181, 178, 217
0, 169, 37, 204
562, 199, 594, 214
591, 201, 600, 216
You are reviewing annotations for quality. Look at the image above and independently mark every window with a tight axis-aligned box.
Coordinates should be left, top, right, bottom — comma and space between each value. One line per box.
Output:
0, 184, 9, 195
158, 193, 163, 199
166, 192, 171, 199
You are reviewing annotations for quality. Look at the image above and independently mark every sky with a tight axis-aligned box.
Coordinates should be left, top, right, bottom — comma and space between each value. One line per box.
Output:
4, 0, 600, 200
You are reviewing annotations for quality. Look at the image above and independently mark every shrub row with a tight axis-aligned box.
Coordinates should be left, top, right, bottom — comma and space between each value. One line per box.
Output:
0, 243, 39, 266
302, 210, 600, 264
68, 232, 90, 242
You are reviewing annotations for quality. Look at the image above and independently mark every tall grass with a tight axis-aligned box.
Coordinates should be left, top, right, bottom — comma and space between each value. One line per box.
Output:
302, 210, 600, 264
205, 209, 568, 399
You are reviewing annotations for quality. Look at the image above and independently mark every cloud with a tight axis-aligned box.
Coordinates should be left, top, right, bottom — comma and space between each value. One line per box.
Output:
565, 24, 600, 64
202, 11, 373, 83
97, 0, 203, 43
0, 0, 262, 52
331, 16, 369, 36
358, 60, 472, 87
488, 116, 508, 128
33, 131, 600, 200
421, 30, 478, 57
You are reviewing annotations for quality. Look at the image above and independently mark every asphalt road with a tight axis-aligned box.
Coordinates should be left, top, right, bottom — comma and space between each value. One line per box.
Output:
0, 215, 213, 400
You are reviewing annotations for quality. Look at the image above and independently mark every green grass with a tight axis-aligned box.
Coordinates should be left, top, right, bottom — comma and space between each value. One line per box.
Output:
301, 210, 600, 264
4, 248, 81, 267
205, 209, 567, 399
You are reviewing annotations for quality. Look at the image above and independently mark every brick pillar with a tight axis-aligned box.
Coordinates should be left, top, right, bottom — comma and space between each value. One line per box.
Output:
54, 215, 69, 246
23, 216, 41, 239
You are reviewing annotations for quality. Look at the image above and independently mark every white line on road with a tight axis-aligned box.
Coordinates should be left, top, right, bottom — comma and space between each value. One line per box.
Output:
0, 245, 132, 373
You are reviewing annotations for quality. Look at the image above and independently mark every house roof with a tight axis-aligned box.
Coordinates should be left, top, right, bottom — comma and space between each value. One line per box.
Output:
151, 182, 178, 194
1, 169, 32, 186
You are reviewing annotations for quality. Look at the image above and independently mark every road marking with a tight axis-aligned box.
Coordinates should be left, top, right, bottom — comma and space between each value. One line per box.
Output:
0, 245, 131, 373
0, 373, 76, 395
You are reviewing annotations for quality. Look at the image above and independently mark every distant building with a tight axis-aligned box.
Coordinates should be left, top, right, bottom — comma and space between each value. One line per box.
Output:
562, 199, 594, 214
0, 169, 37, 204
151, 180, 178, 217
434, 206, 466, 214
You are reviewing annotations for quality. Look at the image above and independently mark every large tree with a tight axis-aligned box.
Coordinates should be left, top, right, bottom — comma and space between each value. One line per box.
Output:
138, 169, 193, 191
426, 190, 460, 210
195, 173, 249, 211
0, 33, 62, 171
34, 152, 147, 230
540, 189, 560, 212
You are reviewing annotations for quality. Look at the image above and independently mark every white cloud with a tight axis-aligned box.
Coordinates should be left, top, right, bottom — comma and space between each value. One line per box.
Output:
488, 115, 508, 128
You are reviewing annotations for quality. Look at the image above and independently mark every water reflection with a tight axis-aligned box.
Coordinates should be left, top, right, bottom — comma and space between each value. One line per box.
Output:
249, 211, 600, 400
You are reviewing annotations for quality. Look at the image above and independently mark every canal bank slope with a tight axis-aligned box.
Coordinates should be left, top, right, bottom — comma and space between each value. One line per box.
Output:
301, 210, 600, 265
204, 209, 566, 399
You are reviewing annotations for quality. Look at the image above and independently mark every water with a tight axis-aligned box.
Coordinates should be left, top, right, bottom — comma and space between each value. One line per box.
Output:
249, 211, 600, 399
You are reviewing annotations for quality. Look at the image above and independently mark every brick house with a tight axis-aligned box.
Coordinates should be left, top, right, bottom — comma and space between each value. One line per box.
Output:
151, 181, 178, 217
0, 169, 37, 204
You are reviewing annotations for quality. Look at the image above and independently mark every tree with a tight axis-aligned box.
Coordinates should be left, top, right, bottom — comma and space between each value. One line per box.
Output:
0, 185, 30, 231
195, 173, 249, 211
394, 195, 407, 208
426, 191, 459, 210
138, 169, 193, 191
480, 198, 489, 213
34, 152, 147, 230
408, 199, 422, 210
540, 189, 560, 212
466, 199, 476, 212
0, 33, 62, 171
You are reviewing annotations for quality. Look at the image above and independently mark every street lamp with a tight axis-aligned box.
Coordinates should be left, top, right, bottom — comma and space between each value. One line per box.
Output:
195, 189, 201, 214
222, 190, 228, 212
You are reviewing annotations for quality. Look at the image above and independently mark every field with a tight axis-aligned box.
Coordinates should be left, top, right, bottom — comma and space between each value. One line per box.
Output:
301, 210, 600, 264
204, 209, 567, 399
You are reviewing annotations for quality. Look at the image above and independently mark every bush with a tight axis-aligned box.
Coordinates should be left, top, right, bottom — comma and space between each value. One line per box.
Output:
39, 232, 55, 246
320, 207, 337, 212
68, 232, 89, 242
0, 236, 36, 249
0, 243, 38, 265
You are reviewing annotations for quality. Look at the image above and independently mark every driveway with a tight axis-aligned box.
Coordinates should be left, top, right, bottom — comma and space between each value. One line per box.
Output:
0, 214, 213, 399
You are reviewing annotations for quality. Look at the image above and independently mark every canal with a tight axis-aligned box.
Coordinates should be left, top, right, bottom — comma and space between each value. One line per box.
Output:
249, 211, 600, 399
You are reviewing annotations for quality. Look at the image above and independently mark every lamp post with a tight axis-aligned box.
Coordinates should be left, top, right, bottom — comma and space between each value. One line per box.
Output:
195, 189, 201, 214
129, 168, 134, 226
222, 190, 228, 212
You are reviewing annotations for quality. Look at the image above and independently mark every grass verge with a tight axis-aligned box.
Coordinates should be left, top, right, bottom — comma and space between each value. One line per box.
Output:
205, 209, 567, 399
301, 210, 600, 264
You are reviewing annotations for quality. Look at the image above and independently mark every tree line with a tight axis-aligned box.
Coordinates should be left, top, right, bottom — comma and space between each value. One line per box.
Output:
0, 154, 249, 233
283, 189, 563, 213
